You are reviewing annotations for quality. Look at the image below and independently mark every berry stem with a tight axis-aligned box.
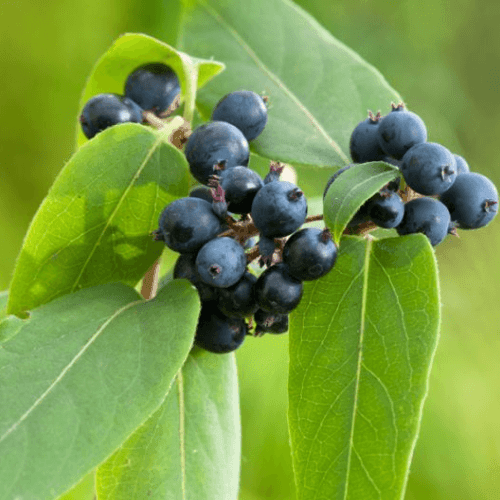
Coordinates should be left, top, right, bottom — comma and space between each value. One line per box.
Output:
141, 259, 160, 300
143, 111, 166, 130
182, 61, 198, 125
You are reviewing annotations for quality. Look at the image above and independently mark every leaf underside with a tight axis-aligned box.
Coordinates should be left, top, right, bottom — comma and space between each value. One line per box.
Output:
288, 234, 440, 500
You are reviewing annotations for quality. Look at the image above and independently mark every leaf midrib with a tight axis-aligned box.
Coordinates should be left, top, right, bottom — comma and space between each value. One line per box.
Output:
195, 0, 350, 164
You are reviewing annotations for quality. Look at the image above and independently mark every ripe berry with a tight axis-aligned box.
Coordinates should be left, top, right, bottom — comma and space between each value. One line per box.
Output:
439, 172, 498, 229
124, 62, 180, 115
396, 197, 451, 246
254, 309, 289, 335
401, 142, 457, 195
195, 304, 247, 354
185, 122, 250, 185
368, 190, 405, 228
79, 93, 143, 139
173, 253, 217, 302
283, 228, 337, 281
453, 154, 470, 175
211, 90, 268, 141
251, 181, 307, 238
254, 263, 303, 314
189, 186, 213, 204
377, 103, 427, 160
349, 111, 386, 163
217, 271, 258, 318
217, 166, 264, 214
153, 197, 223, 253
196, 237, 247, 288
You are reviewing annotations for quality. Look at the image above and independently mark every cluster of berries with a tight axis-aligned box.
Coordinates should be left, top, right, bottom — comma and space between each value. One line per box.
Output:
326, 103, 498, 245
79, 62, 181, 139
153, 92, 338, 353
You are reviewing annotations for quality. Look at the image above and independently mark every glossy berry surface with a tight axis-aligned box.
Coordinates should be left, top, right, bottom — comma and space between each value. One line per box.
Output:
251, 181, 307, 238
211, 90, 268, 141
254, 309, 289, 335
124, 62, 180, 114
218, 166, 264, 214
194, 304, 247, 354
196, 237, 247, 288
254, 263, 303, 314
349, 113, 386, 163
397, 197, 451, 246
377, 105, 427, 160
283, 228, 337, 281
185, 121, 250, 185
173, 253, 217, 302
80, 93, 143, 139
439, 172, 498, 229
217, 271, 258, 318
401, 142, 457, 195
154, 197, 222, 253
368, 190, 405, 228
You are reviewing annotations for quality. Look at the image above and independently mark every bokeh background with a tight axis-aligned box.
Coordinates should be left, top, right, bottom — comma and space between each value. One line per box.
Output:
1, 0, 499, 498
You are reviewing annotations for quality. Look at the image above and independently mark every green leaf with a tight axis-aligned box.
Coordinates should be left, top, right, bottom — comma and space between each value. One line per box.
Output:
77, 32, 225, 146
57, 471, 96, 500
288, 235, 440, 500
323, 162, 401, 244
177, 0, 401, 166
0, 291, 8, 320
8, 123, 189, 316
0, 280, 200, 500
96, 348, 240, 500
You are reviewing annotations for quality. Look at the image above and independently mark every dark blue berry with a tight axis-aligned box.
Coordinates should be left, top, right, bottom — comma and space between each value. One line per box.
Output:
195, 303, 247, 354
153, 197, 223, 253
251, 181, 307, 238
439, 172, 498, 229
79, 93, 143, 139
173, 253, 217, 302
185, 122, 250, 185
377, 104, 427, 160
189, 186, 213, 204
258, 235, 276, 263
211, 90, 268, 141
196, 237, 247, 288
264, 162, 284, 184
254, 263, 303, 314
217, 271, 258, 318
216, 166, 264, 214
401, 142, 457, 195
453, 154, 470, 175
368, 190, 405, 228
283, 228, 337, 281
396, 197, 451, 246
254, 309, 289, 335
349, 111, 386, 163
124, 62, 180, 115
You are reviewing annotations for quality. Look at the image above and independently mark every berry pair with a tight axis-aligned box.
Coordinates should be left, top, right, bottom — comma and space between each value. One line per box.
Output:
80, 62, 180, 139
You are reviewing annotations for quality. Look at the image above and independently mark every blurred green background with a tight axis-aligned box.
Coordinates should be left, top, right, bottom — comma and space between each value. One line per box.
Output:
1, 0, 499, 499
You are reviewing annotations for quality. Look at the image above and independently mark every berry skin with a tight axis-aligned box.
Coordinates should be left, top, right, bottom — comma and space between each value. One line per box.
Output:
254, 309, 289, 335
153, 197, 223, 254
439, 172, 498, 229
196, 237, 247, 288
368, 190, 405, 229
217, 271, 258, 318
396, 197, 451, 246
211, 90, 268, 141
79, 93, 143, 139
217, 166, 264, 214
124, 62, 180, 115
377, 104, 427, 160
173, 253, 217, 302
251, 181, 307, 238
254, 263, 303, 314
453, 154, 470, 175
349, 112, 386, 163
401, 142, 457, 195
185, 122, 250, 185
195, 303, 247, 354
189, 186, 214, 204
283, 228, 337, 281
